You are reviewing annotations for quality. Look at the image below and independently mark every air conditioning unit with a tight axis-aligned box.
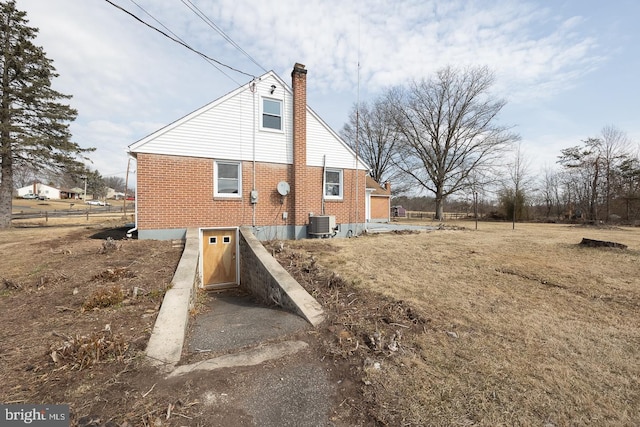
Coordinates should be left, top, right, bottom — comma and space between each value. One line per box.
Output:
308, 215, 336, 236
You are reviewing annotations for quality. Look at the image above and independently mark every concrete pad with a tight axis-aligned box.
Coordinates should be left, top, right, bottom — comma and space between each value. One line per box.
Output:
187, 290, 309, 353
240, 360, 333, 427
168, 340, 309, 378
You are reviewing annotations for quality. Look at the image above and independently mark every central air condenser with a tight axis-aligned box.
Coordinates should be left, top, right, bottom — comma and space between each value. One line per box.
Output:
308, 215, 336, 237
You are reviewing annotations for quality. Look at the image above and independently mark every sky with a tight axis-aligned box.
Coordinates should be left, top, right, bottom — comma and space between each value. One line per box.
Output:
17, 0, 640, 188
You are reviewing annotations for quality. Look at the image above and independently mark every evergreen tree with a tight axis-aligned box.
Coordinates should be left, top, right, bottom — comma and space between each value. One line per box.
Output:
0, 1, 93, 227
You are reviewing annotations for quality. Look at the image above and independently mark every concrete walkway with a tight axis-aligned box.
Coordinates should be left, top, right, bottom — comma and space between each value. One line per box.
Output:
169, 289, 313, 377
176, 290, 333, 426
144, 229, 335, 425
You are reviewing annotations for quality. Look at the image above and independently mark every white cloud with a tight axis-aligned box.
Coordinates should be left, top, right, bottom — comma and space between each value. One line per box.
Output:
16, 0, 639, 182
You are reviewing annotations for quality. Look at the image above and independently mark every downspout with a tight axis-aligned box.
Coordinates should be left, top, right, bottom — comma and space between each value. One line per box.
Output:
251, 79, 257, 227
353, 86, 360, 236
321, 155, 326, 215
126, 156, 138, 238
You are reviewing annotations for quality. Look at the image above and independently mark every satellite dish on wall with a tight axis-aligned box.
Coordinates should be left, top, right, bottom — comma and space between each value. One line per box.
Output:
277, 181, 290, 196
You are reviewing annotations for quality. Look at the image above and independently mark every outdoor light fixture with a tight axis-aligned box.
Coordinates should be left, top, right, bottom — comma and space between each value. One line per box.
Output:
270, 84, 276, 94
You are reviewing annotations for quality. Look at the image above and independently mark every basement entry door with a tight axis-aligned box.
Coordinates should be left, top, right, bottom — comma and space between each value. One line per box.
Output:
200, 228, 238, 289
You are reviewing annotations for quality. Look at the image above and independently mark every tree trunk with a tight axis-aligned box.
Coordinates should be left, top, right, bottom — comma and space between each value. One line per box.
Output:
0, 83, 11, 228
0, 94, 12, 227
589, 156, 600, 221
0, 11, 12, 228
0, 159, 11, 228
580, 238, 627, 250
434, 192, 444, 220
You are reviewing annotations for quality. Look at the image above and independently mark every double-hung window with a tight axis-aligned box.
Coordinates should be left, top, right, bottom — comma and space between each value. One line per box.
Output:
214, 161, 241, 198
324, 169, 343, 200
262, 98, 282, 131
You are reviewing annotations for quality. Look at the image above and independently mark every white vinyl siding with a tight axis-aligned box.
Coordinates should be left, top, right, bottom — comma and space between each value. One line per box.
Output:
214, 161, 241, 198
305, 111, 368, 170
130, 74, 293, 165
128, 71, 366, 172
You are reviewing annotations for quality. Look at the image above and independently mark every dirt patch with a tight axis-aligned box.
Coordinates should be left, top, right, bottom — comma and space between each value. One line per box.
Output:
0, 223, 379, 426
0, 223, 187, 425
3, 220, 639, 426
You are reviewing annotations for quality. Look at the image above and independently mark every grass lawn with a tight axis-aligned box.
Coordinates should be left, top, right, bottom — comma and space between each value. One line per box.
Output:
278, 221, 640, 425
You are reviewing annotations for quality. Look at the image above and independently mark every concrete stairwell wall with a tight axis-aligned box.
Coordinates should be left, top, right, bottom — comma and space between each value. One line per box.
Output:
239, 227, 324, 326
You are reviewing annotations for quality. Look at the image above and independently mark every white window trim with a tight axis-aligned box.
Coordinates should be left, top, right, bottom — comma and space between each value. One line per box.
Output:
260, 97, 284, 133
214, 160, 242, 198
324, 168, 343, 200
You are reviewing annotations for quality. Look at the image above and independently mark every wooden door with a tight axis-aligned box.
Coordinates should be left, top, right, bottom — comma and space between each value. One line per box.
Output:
201, 228, 238, 288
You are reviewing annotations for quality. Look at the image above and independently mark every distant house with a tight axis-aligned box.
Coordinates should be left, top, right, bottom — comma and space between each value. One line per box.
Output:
68, 187, 85, 200
106, 187, 125, 200
16, 182, 61, 200
128, 63, 384, 241
366, 176, 391, 223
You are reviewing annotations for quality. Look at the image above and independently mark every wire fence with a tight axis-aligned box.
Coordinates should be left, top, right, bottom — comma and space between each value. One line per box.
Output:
11, 204, 135, 222
401, 211, 473, 221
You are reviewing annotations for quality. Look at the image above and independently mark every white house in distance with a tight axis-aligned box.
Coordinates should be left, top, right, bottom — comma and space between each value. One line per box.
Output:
16, 183, 84, 200
106, 188, 125, 200
16, 183, 61, 199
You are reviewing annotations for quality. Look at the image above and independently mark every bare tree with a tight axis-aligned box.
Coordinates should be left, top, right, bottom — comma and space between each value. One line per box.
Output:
506, 142, 533, 229
558, 139, 602, 221
540, 165, 562, 219
600, 125, 630, 219
341, 95, 408, 192
614, 153, 640, 220
104, 176, 126, 193
389, 66, 519, 219
11, 164, 37, 189
558, 127, 631, 222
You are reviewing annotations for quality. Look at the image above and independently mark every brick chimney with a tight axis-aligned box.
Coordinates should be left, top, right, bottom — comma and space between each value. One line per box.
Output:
292, 63, 307, 232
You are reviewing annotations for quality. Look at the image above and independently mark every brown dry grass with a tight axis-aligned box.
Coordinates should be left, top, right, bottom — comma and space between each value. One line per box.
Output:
280, 221, 640, 426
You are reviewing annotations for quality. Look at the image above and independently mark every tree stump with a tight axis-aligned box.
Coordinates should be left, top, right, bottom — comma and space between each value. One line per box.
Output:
579, 238, 627, 249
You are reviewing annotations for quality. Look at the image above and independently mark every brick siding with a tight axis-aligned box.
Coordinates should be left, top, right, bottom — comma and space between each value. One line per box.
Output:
136, 153, 366, 231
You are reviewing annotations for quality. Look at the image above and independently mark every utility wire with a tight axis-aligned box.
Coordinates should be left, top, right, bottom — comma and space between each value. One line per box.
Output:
104, 0, 255, 79
180, 0, 268, 73
128, 0, 242, 85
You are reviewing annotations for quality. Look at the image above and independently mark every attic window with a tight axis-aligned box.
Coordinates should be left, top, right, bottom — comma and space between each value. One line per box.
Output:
262, 98, 282, 130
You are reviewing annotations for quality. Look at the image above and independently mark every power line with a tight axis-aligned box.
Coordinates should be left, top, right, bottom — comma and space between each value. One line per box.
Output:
180, 0, 268, 73
128, 0, 242, 85
104, 0, 255, 79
